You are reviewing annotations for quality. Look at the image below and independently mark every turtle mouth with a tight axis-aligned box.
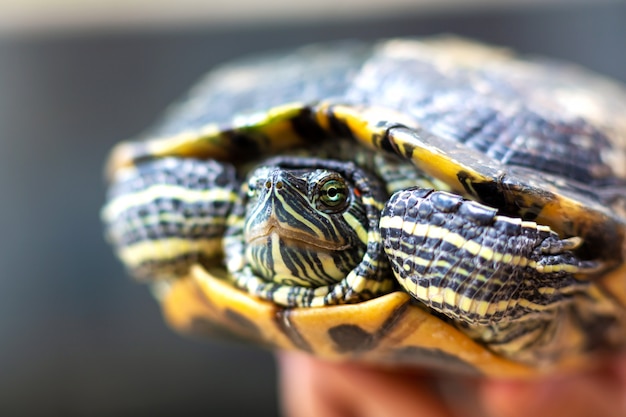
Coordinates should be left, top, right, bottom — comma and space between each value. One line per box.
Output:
246, 223, 350, 251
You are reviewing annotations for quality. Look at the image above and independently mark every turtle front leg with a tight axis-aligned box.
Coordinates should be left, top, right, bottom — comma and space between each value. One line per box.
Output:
102, 158, 239, 281
380, 188, 599, 327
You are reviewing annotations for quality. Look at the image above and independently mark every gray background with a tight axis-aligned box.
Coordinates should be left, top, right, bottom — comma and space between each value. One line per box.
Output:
0, 3, 624, 416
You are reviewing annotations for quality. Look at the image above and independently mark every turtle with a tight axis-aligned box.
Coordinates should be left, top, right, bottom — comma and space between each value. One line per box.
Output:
102, 36, 626, 377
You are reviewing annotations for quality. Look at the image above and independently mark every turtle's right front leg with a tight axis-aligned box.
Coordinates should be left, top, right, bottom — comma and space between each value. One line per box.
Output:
102, 157, 239, 281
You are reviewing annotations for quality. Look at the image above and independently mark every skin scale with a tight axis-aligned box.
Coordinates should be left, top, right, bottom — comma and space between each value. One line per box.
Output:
102, 36, 626, 376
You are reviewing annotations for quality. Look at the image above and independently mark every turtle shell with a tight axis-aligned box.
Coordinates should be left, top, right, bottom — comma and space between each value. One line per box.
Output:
105, 36, 626, 376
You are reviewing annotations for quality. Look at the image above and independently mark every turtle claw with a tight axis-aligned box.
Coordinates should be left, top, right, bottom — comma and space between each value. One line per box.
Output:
540, 236, 583, 254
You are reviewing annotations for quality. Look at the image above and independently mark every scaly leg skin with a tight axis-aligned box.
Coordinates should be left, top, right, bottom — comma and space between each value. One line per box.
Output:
380, 187, 601, 361
101, 157, 239, 281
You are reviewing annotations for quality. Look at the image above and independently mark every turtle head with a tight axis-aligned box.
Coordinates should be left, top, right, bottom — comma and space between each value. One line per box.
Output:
243, 163, 368, 287
224, 156, 394, 307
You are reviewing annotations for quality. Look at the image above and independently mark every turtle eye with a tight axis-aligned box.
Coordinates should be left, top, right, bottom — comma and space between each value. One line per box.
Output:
246, 182, 257, 199
318, 178, 349, 212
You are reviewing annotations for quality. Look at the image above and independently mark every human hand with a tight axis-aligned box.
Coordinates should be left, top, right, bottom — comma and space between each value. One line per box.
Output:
278, 352, 626, 417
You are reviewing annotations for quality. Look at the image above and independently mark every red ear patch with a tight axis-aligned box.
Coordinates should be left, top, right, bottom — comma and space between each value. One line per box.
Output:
354, 189, 362, 198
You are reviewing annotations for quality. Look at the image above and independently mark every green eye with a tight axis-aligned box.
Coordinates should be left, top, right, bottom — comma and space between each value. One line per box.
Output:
319, 179, 349, 210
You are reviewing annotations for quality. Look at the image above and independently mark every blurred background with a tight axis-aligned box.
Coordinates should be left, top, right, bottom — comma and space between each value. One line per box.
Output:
0, 0, 624, 416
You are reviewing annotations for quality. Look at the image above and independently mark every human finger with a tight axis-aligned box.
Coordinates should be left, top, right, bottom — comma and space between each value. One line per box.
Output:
277, 352, 456, 417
